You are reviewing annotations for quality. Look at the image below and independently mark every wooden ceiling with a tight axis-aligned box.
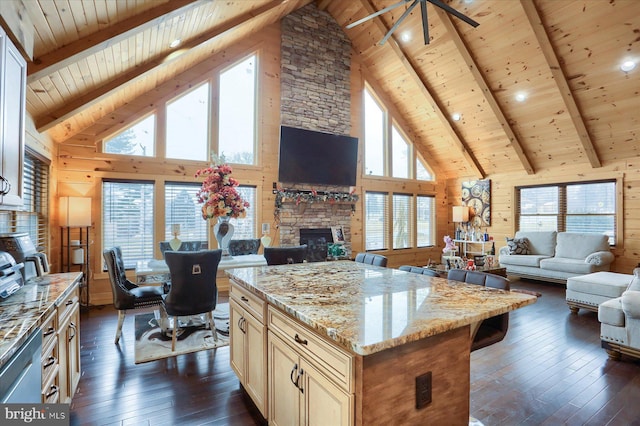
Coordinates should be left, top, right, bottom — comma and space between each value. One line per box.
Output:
15, 0, 640, 179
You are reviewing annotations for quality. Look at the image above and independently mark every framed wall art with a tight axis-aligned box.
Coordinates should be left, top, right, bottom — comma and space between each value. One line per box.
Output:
462, 179, 491, 226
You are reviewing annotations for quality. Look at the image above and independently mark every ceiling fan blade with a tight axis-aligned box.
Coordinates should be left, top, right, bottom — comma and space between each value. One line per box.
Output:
346, 0, 412, 29
420, 0, 430, 44
428, 0, 480, 27
379, 0, 419, 45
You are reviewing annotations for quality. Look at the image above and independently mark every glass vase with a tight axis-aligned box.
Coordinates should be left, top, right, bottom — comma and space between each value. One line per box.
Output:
213, 216, 234, 258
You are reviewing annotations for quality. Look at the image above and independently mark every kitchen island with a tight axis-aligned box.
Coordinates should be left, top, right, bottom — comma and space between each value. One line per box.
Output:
227, 261, 537, 425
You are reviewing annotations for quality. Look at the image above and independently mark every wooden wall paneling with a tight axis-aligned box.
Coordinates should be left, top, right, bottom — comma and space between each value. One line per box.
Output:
0, 0, 34, 60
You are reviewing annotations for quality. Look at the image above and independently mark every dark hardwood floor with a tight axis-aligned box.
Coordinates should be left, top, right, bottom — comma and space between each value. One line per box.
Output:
71, 280, 640, 425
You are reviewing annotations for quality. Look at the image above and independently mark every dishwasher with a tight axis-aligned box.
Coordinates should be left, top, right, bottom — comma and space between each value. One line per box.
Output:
0, 328, 42, 403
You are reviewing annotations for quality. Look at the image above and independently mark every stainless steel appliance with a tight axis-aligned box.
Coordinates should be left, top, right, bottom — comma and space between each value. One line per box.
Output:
0, 328, 42, 403
0, 250, 24, 298
0, 233, 49, 280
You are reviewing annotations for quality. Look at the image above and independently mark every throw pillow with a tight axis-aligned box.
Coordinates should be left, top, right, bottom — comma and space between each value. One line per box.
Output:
506, 237, 530, 255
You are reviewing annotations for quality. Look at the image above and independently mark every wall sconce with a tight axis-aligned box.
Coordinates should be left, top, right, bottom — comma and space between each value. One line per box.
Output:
59, 196, 92, 227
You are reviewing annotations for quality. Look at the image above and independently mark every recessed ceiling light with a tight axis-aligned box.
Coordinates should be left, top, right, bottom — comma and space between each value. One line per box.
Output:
515, 92, 527, 102
169, 39, 181, 48
452, 113, 462, 121
400, 32, 411, 42
620, 60, 636, 72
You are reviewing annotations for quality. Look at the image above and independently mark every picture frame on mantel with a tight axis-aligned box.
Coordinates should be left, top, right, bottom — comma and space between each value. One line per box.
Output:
331, 226, 345, 244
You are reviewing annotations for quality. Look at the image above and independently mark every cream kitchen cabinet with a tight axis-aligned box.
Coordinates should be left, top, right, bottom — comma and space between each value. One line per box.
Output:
56, 283, 81, 404
0, 25, 26, 207
229, 281, 267, 418
267, 306, 353, 426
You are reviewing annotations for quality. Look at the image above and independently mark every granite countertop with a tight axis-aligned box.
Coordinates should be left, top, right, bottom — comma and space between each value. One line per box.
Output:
0, 272, 82, 369
226, 261, 537, 356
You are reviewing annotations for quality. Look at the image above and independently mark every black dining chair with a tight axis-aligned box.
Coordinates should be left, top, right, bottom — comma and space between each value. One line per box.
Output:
446, 269, 510, 351
354, 252, 388, 267
103, 247, 164, 344
264, 245, 307, 265
160, 249, 222, 351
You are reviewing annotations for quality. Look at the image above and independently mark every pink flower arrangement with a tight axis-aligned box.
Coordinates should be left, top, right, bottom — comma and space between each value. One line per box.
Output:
195, 162, 249, 219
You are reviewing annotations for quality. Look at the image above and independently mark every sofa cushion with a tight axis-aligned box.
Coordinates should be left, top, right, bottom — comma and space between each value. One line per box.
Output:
598, 297, 624, 327
499, 254, 550, 267
555, 233, 609, 260
566, 272, 633, 298
539, 257, 595, 275
515, 231, 556, 256
506, 237, 530, 255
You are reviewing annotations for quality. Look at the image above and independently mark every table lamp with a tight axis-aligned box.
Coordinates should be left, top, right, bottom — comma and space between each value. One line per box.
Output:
452, 206, 470, 240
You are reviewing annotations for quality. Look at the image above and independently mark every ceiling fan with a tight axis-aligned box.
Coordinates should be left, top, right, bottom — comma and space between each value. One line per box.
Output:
346, 0, 479, 45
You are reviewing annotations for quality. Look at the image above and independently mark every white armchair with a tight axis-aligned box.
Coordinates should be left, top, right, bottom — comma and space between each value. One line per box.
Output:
599, 268, 640, 360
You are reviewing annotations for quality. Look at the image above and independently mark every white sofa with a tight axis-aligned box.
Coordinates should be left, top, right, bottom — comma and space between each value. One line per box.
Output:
599, 269, 640, 360
498, 231, 614, 283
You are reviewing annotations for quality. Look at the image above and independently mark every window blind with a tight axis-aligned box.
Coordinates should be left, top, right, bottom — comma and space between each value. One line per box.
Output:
11, 151, 49, 250
165, 182, 209, 243
416, 195, 435, 247
365, 192, 388, 250
517, 180, 616, 244
103, 180, 154, 269
392, 193, 412, 249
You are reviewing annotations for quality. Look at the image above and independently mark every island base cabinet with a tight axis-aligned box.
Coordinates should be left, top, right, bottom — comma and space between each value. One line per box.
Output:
229, 297, 267, 418
269, 331, 353, 426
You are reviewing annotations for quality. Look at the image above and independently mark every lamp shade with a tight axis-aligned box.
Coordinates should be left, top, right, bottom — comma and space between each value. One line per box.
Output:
452, 206, 470, 223
60, 197, 92, 227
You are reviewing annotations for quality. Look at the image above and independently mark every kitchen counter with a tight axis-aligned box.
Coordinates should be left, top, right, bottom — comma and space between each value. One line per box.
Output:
0, 272, 82, 370
227, 260, 536, 355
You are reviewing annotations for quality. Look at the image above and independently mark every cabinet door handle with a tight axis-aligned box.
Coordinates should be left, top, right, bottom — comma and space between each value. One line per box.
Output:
66, 300, 73, 306
43, 326, 56, 337
44, 356, 57, 369
240, 296, 249, 302
290, 363, 299, 388
0, 176, 11, 196
297, 368, 304, 394
238, 317, 246, 334
45, 385, 59, 399
69, 322, 77, 341
294, 334, 308, 346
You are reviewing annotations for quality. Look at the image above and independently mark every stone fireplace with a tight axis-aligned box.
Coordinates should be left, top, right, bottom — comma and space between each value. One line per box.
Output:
278, 3, 354, 254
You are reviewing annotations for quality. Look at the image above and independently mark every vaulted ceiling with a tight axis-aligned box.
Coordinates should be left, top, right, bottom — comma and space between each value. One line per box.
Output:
12, 0, 640, 180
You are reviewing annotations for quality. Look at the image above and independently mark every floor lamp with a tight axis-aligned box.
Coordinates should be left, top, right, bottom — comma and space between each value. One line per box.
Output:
60, 196, 92, 307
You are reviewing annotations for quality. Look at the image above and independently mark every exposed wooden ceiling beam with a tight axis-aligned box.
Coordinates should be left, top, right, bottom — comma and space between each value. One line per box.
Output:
520, 0, 601, 168
434, 7, 535, 175
35, 0, 297, 133
27, 0, 205, 83
356, 0, 485, 179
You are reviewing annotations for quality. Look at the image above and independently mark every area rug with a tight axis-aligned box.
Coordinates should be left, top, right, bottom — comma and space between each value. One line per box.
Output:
134, 303, 230, 364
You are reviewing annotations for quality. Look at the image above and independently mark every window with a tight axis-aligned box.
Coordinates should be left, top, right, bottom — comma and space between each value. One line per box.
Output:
0, 151, 49, 249
166, 83, 210, 161
364, 88, 385, 176
104, 115, 155, 157
416, 154, 433, 181
103, 180, 154, 269
165, 183, 209, 243
393, 194, 412, 249
230, 186, 257, 238
363, 84, 434, 180
365, 192, 388, 250
391, 126, 410, 179
417, 195, 435, 247
517, 180, 616, 244
219, 55, 257, 164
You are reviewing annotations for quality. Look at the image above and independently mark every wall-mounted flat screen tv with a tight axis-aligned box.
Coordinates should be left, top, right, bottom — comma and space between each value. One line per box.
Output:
278, 126, 358, 187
